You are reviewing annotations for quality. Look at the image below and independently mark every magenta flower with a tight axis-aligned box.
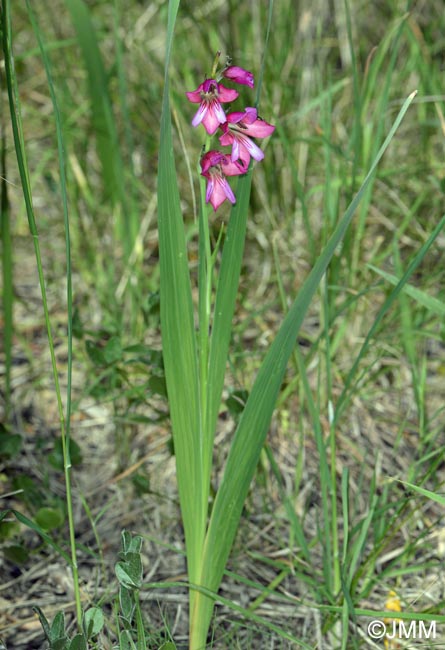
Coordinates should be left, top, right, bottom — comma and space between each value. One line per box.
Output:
219, 107, 275, 166
222, 65, 254, 88
200, 150, 247, 211
186, 79, 238, 135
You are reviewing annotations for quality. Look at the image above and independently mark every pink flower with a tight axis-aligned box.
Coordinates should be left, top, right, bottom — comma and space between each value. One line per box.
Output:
219, 107, 275, 166
200, 150, 247, 211
222, 65, 254, 88
186, 79, 238, 135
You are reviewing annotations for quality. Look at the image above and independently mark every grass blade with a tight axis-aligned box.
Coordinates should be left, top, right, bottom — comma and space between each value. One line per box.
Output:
0, 113, 13, 421
394, 480, 445, 507
335, 212, 445, 424
25, 0, 81, 626
368, 265, 445, 317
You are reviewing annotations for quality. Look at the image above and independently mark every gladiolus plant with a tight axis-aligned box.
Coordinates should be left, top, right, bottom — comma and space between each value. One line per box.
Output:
158, 2, 416, 648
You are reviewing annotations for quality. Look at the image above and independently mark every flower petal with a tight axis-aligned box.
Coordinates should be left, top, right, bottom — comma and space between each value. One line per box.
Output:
242, 107, 258, 123
202, 105, 224, 134
186, 88, 203, 103
207, 176, 232, 211
217, 84, 239, 102
205, 177, 214, 203
221, 157, 247, 176
230, 137, 241, 162
212, 100, 228, 125
219, 132, 233, 147
202, 78, 218, 93
225, 111, 246, 124
242, 118, 275, 138
201, 150, 226, 175
237, 133, 265, 161
191, 103, 208, 127
223, 66, 255, 88
237, 147, 251, 170
219, 176, 236, 203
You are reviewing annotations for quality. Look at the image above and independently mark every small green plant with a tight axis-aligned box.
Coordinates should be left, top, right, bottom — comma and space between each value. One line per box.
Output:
115, 531, 147, 649
33, 606, 104, 650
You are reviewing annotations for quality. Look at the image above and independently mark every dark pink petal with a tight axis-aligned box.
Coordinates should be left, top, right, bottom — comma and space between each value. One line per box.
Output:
227, 107, 275, 137
221, 157, 247, 176
224, 111, 246, 125
223, 66, 254, 88
241, 107, 258, 124
201, 102, 226, 134
186, 87, 204, 103
217, 84, 239, 102
202, 78, 218, 93
242, 119, 275, 138
200, 150, 226, 175
210, 176, 236, 210
218, 131, 233, 148
237, 146, 251, 169
201, 150, 220, 167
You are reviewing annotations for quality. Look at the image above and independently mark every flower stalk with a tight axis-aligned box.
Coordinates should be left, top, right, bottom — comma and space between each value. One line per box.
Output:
184, 55, 275, 649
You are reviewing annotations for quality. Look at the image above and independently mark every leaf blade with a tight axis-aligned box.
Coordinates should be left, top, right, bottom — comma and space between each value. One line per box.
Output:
157, 0, 204, 586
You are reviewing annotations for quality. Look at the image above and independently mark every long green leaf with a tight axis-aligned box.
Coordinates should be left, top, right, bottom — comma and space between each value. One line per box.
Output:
25, 0, 81, 625
2, 0, 67, 490
394, 480, 445, 506
368, 264, 445, 317
192, 91, 417, 643
157, 0, 204, 590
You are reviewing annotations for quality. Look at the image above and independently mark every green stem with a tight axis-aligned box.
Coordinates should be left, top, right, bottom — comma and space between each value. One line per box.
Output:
4, 0, 82, 628
134, 590, 146, 648
322, 275, 340, 595
192, 137, 214, 649
0, 112, 13, 422
198, 136, 213, 490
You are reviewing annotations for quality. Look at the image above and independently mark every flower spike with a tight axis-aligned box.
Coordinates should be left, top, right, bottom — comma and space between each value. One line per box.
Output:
187, 56, 275, 211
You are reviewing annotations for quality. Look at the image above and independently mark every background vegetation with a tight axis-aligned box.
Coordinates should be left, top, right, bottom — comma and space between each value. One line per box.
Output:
1, 0, 445, 648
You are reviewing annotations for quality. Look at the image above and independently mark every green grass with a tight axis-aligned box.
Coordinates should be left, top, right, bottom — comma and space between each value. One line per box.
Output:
1, 1, 445, 649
